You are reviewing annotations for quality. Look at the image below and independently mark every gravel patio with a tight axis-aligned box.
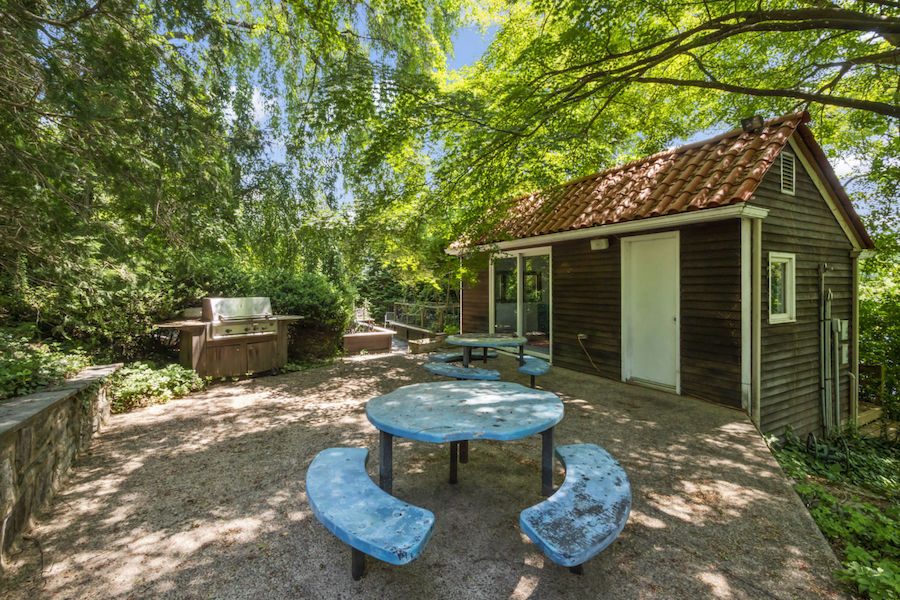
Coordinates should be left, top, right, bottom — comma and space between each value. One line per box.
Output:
3, 349, 848, 599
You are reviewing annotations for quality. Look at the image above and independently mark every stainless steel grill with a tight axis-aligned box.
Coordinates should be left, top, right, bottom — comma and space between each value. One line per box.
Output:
156, 297, 300, 378
202, 297, 277, 340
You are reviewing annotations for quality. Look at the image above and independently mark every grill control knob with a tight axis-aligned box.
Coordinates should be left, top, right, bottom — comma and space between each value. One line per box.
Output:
244, 327, 250, 332
225, 328, 232, 334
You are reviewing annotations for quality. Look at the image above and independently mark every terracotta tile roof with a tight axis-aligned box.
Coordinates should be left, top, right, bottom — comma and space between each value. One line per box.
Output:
464, 111, 828, 247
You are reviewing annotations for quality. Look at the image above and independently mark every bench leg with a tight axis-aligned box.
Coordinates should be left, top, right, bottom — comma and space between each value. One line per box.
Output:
541, 428, 554, 497
449, 441, 459, 484
459, 440, 468, 463
569, 564, 584, 575
379, 431, 393, 494
352, 548, 367, 580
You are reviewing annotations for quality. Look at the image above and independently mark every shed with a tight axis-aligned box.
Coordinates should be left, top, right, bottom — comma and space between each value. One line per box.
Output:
447, 111, 874, 438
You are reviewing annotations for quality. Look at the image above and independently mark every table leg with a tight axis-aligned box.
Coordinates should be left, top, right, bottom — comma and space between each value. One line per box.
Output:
379, 430, 393, 494
482, 347, 488, 363
519, 344, 525, 366
462, 347, 471, 368
449, 441, 459, 484
541, 427, 554, 496
459, 440, 469, 463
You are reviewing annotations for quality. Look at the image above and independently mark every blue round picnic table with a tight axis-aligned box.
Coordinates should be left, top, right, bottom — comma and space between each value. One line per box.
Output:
445, 333, 527, 367
366, 381, 563, 497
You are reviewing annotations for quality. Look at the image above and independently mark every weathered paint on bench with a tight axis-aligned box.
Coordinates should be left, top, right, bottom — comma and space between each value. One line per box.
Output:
519, 444, 631, 570
427, 351, 498, 363
367, 381, 563, 443
518, 356, 550, 388
367, 381, 563, 495
424, 362, 500, 380
306, 448, 435, 578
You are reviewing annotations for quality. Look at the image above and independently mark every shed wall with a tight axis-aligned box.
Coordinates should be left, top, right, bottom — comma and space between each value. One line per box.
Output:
751, 151, 853, 438
680, 221, 743, 408
551, 237, 621, 380
460, 260, 490, 333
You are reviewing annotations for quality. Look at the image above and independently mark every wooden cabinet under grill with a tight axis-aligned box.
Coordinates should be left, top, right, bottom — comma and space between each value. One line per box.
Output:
159, 315, 300, 378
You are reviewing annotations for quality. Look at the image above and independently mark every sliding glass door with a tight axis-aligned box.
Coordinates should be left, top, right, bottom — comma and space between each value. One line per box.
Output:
493, 257, 518, 334
491, 248, 551, 358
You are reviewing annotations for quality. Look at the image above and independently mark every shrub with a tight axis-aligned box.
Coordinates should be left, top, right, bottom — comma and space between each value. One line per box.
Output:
192, 260, 352, 361
108, 361, 205, 413
0, 324, 91, 401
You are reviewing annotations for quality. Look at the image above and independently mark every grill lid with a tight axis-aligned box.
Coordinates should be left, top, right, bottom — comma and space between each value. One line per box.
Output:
202, 297, 273, 322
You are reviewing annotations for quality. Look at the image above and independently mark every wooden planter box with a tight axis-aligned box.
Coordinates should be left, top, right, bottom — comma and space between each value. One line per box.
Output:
343, 323, 395, 354
408, 333, 449, 355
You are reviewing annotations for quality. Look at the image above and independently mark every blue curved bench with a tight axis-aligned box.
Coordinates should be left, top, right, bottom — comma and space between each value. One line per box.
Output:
306, 448, 435, 580
519, 444, 631, 573
518, 356, 550, 388
424, 362, 500, 380
427, 351, 497, 363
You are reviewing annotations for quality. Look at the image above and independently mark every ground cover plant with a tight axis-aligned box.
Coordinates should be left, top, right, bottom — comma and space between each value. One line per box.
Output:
107, 361, 206, 414
0, 324, 91, 401
774, 430, 900, 599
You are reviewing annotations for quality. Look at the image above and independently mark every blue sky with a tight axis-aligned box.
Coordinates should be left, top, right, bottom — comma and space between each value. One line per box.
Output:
447, 26, 496, 70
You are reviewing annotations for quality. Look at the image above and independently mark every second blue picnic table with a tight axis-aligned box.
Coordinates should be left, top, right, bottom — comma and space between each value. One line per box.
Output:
366, 381, 564, 497
445, 333, 527, 368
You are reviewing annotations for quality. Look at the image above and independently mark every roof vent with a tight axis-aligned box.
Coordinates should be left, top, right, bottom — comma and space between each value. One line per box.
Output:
781, 151, 796, 195
741, 115, 764, 133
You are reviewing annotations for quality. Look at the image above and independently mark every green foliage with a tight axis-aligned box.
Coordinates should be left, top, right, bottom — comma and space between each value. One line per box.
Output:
860, 229, 900, 421
777, 429, 899, 498
108, 361, 205, 414
192, 260, 352, 361
794, 483, 900, 600
774, 431, 900, 598
0, 324, 91, 401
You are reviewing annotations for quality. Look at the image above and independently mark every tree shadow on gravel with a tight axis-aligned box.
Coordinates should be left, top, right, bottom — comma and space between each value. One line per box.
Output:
3, 353, 847, 599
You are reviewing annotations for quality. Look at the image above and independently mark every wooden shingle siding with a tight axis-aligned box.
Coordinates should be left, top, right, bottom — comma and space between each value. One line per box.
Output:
551, 238, 621, 380
680, 221, 743, 408
752, 148, 853, 438
461, 267, 490, 333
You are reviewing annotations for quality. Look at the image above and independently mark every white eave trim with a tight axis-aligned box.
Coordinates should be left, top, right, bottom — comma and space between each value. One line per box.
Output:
446, 203, 769, 255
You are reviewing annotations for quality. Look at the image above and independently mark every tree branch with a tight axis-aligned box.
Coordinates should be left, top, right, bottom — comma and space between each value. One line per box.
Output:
632, 76, 900, 118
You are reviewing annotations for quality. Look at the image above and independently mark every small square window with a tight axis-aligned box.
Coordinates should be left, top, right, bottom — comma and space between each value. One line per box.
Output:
769, 252, 796, 323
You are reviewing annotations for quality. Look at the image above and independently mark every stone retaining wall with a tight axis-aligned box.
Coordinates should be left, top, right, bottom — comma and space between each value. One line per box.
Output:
0, 364, 121, 566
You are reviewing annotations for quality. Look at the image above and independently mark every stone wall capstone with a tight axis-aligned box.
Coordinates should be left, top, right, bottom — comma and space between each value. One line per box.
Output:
0, 363, 121, 567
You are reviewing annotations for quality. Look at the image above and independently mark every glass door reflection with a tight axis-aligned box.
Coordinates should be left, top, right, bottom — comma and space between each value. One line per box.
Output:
493, 257, 518, 334
523, 255, 550, 356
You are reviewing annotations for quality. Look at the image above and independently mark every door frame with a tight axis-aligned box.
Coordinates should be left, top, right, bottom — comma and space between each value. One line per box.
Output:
489, 246, 553, 362
620, 230, 680, 393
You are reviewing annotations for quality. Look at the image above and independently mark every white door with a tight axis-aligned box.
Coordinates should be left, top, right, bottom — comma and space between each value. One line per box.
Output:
622, 232, 679, 391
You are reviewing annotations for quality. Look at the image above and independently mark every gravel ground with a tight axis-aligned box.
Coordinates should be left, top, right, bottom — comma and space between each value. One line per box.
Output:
2, 349, 850, 600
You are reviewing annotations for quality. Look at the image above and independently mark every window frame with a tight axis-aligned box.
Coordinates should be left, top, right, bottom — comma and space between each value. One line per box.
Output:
768, 251, 796, 324
488, 246, 553, 360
